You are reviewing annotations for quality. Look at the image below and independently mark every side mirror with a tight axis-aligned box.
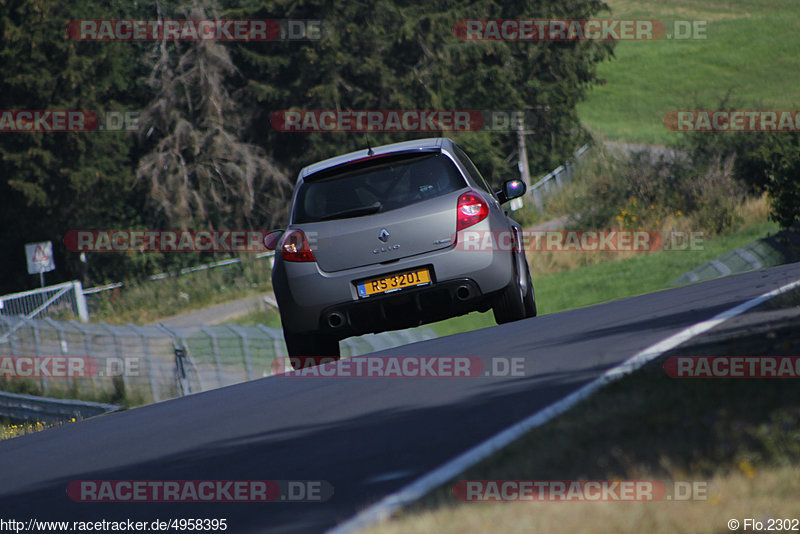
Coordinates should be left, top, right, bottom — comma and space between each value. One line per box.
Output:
263, 230, 285, 251
496, 179, 526, 204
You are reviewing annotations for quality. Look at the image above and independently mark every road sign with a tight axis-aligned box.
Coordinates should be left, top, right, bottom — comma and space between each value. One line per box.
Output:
25, 241, 55, 275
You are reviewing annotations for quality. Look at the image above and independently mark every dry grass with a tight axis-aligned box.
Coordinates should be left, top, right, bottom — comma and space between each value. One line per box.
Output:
526, 195, 771, 277
527, 248, 646, 276
368, 466, 799, 534
736, 195, 770, 227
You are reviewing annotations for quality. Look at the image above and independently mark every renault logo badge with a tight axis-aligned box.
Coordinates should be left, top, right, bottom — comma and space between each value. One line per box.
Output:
378, 229, 390, 242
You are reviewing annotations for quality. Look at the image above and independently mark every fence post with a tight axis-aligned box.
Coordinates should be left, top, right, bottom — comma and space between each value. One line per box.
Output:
5, 319, 20, 357
70, 322, 98, 397
256, 324, 285, 376
128, 324, 161, 403
102, 322, 130, 397
227, 325, 254, 381
30, 322, 49, 395
201, 326, 225, 388
44, 318, 71, 393
156, 323, 205, 395
73, 281, 89, 322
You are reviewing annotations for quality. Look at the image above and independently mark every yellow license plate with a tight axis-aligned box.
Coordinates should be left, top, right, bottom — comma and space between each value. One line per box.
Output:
357, 268, 431, 297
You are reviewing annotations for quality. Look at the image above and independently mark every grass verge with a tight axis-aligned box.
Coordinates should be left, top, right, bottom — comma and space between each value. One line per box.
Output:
0, 376, 148, 410
228, 306, 283, 328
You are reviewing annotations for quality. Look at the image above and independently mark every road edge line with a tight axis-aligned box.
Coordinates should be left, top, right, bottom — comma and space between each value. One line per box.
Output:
326, 275, 800, 534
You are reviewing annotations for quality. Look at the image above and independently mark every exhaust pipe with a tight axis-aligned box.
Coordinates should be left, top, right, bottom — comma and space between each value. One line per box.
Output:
455, 285, 473, 302
327, 311, 346, 329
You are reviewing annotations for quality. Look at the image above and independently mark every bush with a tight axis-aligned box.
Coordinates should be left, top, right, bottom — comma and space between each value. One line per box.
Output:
673, 96, 799, 229
751, 134, 800, 229
685, 156, 746, 235
570, 147, 745, 236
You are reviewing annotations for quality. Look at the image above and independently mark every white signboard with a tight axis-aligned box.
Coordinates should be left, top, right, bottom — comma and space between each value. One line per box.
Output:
25, 241, 55, 274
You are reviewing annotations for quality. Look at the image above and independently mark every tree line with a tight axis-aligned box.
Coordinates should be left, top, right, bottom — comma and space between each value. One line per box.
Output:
0, 0, 617, 293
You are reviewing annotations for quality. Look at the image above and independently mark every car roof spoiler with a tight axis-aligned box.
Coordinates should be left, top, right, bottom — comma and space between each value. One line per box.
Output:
303, 147, 442, 183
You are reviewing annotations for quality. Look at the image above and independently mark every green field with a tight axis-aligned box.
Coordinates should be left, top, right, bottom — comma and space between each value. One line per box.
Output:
578, 0, 800, 144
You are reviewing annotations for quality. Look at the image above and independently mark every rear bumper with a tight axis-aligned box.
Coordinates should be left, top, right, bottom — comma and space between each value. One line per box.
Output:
273, 243, 514, 337
317, 278, 489, 338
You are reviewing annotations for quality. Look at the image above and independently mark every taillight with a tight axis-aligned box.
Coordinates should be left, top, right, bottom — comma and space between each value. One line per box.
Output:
456, 191, 489, 231
281, 229, 316, 262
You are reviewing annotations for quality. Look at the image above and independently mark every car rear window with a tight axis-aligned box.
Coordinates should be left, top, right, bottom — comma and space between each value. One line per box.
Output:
292, 153, 467, 223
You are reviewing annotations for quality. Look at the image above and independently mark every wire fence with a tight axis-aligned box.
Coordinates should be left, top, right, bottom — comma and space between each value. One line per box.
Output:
0, 316, 436, 405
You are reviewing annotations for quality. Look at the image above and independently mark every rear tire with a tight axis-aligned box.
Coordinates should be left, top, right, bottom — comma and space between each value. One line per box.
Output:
522, 259, 537, 318
493, 260, 526, 324
283, 331, 340, 370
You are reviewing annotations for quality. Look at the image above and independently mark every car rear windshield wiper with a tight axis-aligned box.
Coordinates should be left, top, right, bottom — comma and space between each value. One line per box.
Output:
317, 202, 382, 222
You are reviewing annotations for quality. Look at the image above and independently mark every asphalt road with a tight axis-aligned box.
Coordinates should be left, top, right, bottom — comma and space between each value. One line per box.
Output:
1, 263, 799, 533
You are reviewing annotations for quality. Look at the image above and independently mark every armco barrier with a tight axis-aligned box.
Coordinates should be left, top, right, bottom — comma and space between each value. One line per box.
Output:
0, 390, 120, 423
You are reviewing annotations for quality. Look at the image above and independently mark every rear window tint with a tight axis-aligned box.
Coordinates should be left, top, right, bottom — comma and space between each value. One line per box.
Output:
292, 153, 467, 223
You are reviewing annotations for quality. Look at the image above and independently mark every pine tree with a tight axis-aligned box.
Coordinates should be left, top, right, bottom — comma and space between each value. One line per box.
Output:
135, 1, 290, 231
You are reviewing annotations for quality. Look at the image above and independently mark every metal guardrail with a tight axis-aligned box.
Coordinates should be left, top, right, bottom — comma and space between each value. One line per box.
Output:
0, 390, 120, 423
528, 144, 590, 211
530, 144, 590, 192
83, 251, 275, 294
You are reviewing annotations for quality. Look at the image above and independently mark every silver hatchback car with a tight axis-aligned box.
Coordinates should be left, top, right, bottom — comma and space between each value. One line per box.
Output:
268, 137, 536, 366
